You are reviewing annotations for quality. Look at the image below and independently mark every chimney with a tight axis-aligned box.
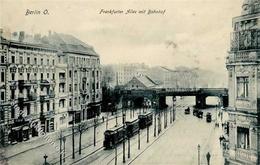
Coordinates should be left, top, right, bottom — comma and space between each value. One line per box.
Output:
18, 31, 25, 42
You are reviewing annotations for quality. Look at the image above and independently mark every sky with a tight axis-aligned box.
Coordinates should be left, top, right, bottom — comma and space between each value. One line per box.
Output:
1, 0, 244, 75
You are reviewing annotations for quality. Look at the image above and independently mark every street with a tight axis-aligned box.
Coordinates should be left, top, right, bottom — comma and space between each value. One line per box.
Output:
3, 96, 225, 165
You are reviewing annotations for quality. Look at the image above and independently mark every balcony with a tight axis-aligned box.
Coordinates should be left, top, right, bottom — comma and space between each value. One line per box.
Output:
40, 80, 54, 86
230, 29, 260, 52
9, 81, 17, 90
18, 80, 37, 87
226, 51, 260, 63
235, 148, 257, 163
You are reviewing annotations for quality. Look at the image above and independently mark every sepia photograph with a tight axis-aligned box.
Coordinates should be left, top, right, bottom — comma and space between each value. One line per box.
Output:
0, 0, 259, 164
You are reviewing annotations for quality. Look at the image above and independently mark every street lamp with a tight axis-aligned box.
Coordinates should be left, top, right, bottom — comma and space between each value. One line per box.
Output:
43, 154, 50, 165
94, 115, 98, 146
62, 136, 66, 163
198, 144, 200, 165
59, 131, 63, 165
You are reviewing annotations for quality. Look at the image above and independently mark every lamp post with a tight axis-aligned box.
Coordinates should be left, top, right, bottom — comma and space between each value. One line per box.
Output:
62, 136, 66, 163
59, 131, 63, 165
198, 144, 200, 165
128, 136, 130, 158
94, 116, 97, 146
154, 104, 157, 137
72, 113, 75, 159
138, 129, 140, 150
43, 154, 49, 165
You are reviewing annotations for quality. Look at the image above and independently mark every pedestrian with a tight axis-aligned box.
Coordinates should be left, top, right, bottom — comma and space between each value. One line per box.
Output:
206, 152, 211, 165
102, 116, 104, 123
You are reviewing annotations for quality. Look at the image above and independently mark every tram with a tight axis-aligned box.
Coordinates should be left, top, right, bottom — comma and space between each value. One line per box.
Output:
138, 112, 153, 129
103, 125, 125, 149
125, 118, 139, 137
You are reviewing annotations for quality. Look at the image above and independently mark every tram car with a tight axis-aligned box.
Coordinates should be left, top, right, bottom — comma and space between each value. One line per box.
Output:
125, 118, 139, 137
103, 125, 125, 149
138, 112, 153, 129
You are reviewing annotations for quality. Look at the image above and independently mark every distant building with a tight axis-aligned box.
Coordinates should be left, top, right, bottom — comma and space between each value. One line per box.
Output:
124, 75, 158, 90
0, 30, 101, 146
113, 63, 149, 86
225, 1, 260, 164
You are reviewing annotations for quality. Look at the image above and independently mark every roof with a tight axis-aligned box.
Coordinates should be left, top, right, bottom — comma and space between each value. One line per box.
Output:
134, 75, 158, 88
43, 33, 99, 56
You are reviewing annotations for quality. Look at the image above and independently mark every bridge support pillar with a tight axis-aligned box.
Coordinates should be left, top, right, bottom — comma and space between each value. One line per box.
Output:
195, 95, 206, 109
159, 96, 167, 109
222, 95, 229, 108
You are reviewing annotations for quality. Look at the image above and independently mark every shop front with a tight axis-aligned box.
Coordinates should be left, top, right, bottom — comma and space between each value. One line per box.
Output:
87, 102, 101, 119
9, 115, 30, 143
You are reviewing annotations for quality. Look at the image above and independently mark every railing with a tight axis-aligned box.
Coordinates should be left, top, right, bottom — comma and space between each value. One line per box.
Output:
235, 148, 257, 163
227, 51, 259, 63
230, 29, 260, 52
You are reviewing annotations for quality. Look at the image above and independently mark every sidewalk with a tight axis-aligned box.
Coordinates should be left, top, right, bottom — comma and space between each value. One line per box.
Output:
2, 111, 122, 160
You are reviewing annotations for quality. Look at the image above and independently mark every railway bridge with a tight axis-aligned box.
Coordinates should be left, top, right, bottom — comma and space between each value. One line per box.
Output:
120, 88, 228, 109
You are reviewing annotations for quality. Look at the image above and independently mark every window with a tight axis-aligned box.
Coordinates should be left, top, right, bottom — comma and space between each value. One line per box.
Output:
11, 107, 15, 118
41, 73, 43, 80
11, 56, 15, 63
69, 70, 72, 78
34, 73, 37, 80
52, 59, 55, 65
92, 70, 95, 77
19, 56, 23, 64
47, 73, 49, 79
96, 82, 99, 89
53, 73, 55, 80
27, 57, 30, 64
34, 58, 37, 64
11, 73, 15, 81
41, 58, 43, 65
69, 84, 72, 92
47, 102, 50, 111
47, 59, 49, 65
41, 103, 44, 112
11, 90, 15, 100
69, 99, 72, 106
1, 56, 4, 63
27, 73, 30, 80
53, 102, 55, 111
74, 84, 77, 91
27, 105, 30, 115
1, 91, 4, 101
1, 72, 4, 82
237, 77, 249, 98
237, 127, 250, 149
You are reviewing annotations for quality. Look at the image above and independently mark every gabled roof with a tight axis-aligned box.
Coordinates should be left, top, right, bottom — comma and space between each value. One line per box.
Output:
133, 75, 158, 88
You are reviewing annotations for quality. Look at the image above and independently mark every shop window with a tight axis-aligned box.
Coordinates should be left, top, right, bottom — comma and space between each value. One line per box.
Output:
237, 77, 249, 98
237, 127, 250, 149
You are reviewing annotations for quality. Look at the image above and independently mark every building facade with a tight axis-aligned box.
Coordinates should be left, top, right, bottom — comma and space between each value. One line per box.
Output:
0, 31, 102, 146
225, 1, 260, 164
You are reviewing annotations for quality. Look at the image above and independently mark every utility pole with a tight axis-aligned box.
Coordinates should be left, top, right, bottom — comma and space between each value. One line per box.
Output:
154, 111, 157, 137
147, 125, 149, 143
138, 129, 140, 150
122, 116, 126, 163
72, 113, 75, 159
94, 116, 97, 146
128, 136, 130, 158
115, 144, 117, 165
198, 144, 200, 165
59, 131, 62, 165
62, 136, 66, 163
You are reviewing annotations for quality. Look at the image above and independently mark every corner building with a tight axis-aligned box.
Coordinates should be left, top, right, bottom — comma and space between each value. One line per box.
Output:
0, 31, 102, 146
225, 0, 260, 164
